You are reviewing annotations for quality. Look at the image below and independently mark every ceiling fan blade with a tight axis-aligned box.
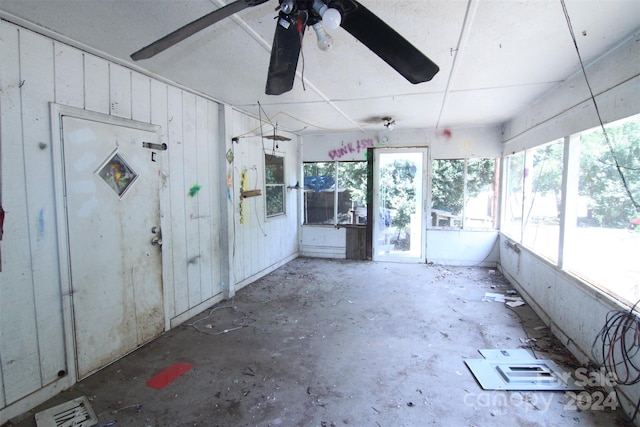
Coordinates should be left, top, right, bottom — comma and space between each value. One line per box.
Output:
265, 17, 305, 95
337, 0, 439, 84
131, 0, 267, 61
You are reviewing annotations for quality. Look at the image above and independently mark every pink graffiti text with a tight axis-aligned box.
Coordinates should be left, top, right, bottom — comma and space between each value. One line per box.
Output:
328, 139, 375, 160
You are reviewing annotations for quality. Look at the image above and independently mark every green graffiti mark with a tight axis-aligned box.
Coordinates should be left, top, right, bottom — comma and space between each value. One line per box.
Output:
188, 184, 202, 197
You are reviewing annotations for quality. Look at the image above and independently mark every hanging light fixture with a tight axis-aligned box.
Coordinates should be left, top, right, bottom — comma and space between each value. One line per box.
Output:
383, 117, 396, 130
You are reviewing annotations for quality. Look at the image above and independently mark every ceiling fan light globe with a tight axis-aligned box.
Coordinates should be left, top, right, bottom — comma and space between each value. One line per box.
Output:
322, 8, 341, 30
312, 23, 333, 51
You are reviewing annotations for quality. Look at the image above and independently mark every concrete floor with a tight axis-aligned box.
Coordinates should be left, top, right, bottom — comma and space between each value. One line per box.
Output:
6, 258, 635, 427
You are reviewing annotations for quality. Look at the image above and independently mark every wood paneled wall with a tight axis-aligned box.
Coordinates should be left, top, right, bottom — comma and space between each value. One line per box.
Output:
0, 20, 299, 422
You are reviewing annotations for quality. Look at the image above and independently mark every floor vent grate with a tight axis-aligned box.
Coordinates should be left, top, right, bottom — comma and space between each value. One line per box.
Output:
35, 396, 98, 427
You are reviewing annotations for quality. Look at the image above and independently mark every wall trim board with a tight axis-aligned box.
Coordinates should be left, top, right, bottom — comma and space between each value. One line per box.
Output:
300, 246, 346, 259
170, 293, 225, 329
234, 253, 300, 293
0, 377, 71, 425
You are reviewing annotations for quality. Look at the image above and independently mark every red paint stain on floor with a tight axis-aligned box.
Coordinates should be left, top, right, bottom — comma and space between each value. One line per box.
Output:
146, 362, 193, 390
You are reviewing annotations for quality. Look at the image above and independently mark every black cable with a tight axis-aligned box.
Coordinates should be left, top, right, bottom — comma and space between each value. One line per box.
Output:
559, 0, 640, 213
591, 299, 640, 421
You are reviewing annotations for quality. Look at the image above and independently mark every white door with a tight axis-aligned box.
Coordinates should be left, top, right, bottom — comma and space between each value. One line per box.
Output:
62, 116, 165, 379
372, 148, 427, 262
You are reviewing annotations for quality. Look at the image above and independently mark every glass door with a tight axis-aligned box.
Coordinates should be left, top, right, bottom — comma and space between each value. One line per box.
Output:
373, 148, 427, 262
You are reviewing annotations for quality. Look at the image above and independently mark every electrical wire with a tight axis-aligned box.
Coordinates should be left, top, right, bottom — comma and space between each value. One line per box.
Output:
591, 299, 640, 420
191, 305, 256, 335
298, 13, 306, 92
559, 0, 639, 213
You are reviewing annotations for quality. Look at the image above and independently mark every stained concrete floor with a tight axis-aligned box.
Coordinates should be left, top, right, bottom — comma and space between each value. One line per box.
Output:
6, 258, 635, 427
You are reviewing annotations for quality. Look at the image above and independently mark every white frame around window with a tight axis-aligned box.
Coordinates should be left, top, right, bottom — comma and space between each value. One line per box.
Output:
264, 153, 285, 218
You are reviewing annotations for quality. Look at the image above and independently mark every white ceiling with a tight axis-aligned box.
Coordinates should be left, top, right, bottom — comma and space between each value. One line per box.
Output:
1, 0, 638, 134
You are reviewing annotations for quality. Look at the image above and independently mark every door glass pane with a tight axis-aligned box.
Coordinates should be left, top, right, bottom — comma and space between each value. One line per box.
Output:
376, 151, 423, 260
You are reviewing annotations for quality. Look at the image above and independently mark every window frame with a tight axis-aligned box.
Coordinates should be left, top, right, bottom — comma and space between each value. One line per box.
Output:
302, 160, 368, 226
500, 113, 640, 306
430, 157, 499, 230
264, 153, 286, 218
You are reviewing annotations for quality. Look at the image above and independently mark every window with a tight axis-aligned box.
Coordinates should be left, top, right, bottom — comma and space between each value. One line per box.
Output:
503, 152, 525, 239
466, 158, 499, 228
566, 114, 640, 304
522, 139, 564, 262
338, 161, 368, 224
431, 158, 498, 228
303, 162, 336, 224
265, 154, 285, 217
431, 159, 464, 227
501, 113, 640, 305
303, 161, 368, 225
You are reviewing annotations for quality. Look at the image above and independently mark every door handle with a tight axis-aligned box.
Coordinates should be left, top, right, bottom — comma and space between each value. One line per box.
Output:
151, 226, 162, 246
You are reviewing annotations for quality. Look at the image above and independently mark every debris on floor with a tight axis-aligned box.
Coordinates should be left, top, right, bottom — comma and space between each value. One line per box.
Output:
483, 291, 526, 307
464, 348, 583, 391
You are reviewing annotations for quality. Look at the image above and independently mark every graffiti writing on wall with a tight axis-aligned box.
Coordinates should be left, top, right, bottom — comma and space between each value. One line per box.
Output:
328, 138, 375, 160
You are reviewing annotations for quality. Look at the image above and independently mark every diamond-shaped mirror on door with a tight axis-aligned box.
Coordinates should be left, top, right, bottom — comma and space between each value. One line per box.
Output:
98, 152, 138, 197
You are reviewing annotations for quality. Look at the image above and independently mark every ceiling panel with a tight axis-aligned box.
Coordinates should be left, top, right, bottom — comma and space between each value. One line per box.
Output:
1, 0, 638, 134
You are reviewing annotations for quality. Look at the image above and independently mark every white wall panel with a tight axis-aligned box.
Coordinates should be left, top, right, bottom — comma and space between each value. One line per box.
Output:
18, 27, 66, 391
108, 64, 131, 119
83, 55, 109, 114
182, 92, 202, 308
0, 23, 42, 405
131, 71, 151, 123
166, 86, 189, 316
54, 44, 83, 108
228, 110, 299, 289
426, 230, 498, 266
196, 97, 214, 301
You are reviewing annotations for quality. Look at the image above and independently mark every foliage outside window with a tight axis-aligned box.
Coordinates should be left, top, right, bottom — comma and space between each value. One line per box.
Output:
466, 158, 498, 228
304, 161, 367, 225
379, 156, 419, 247
503, 152, 525, 239
265, 154, 285, 217
522, 139, 564, 262
502, 114, 640, 305
431, 158, 497, 228
566, 115, 640, 304
338, 161, 368, 224
432, 159, 464, 227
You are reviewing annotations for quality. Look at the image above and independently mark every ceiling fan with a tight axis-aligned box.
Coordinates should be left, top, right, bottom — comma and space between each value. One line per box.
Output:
131, 0, 439, 95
